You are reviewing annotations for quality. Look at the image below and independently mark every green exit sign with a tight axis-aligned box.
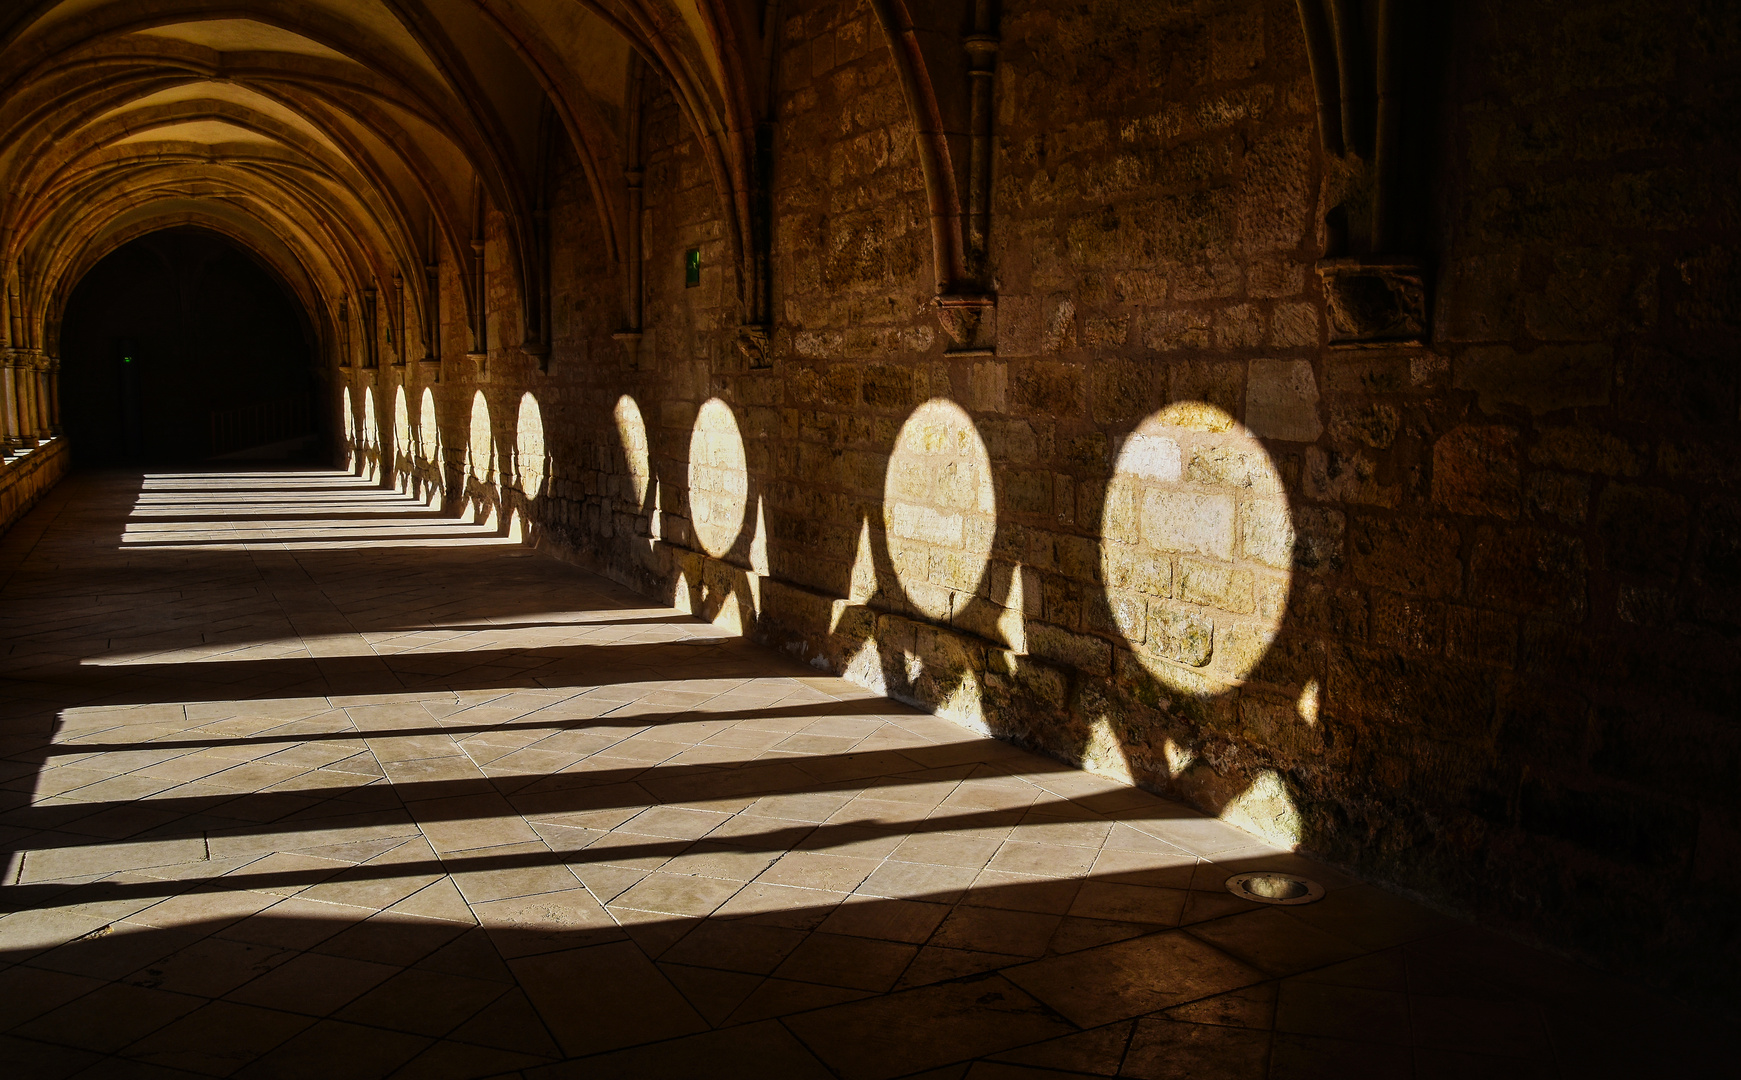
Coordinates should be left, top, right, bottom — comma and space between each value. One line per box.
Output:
685, 248, 701, 288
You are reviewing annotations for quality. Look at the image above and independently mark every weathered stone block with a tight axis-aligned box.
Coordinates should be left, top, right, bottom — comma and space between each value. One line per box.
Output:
1373, 593, 1447, 655
1269, 302, 1319, 347
1245, 359, 1322, 442
1118, 433, 1183, 481
1187, 444, 1285, 493
1471, 527, 1586, 617
1292, 507, 1346, 576
1146, 602, 1214, 668
1327, 403, 1400, 450
1102, 541, 1172, 597
1526, 471, 1589, 526
1352, 516, 1463, 599
1240, 498, 1294, 569
1454, 344, 1612, 415
1304, 447, 1399, 508
1140, 308, 1211, 351
1446, 605, 1518, 667
1432, 425, 1522, 519
1531, 426, 1644, 477
1178, 557, 1255, 614
1141, 490, 1236, 558
1095, 588, 1150, 644
1027, 620, 1112, 674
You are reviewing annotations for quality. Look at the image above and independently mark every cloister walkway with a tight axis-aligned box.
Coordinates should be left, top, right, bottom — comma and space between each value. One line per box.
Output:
0, 470, 1723, 1078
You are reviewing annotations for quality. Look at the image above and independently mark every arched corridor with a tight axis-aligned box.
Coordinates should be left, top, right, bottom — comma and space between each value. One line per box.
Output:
2, 0, 1739, 1073
0, 470, 1726, 1075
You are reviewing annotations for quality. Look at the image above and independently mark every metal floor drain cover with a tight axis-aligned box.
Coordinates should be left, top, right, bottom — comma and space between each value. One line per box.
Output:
1226, 871, 1325, 905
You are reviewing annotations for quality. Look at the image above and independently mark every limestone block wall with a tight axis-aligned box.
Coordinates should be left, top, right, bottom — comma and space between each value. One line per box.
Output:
0, 438, 69, 535
335, 0, 1741, 997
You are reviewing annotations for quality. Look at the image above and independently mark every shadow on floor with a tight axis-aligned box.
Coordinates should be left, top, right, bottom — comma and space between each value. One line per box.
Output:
0, 469, 1732, 1078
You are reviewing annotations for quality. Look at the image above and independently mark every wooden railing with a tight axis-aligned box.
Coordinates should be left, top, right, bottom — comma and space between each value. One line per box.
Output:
209, 396, 313, 457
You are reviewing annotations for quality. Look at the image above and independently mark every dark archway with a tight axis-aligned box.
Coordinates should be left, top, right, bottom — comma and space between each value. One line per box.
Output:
58, 227, 322, 466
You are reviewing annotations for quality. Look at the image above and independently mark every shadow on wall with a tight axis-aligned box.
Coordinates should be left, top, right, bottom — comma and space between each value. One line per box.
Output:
343, 385, 552, 542
591, 386, 1309, 853
347, 380, 1318, 854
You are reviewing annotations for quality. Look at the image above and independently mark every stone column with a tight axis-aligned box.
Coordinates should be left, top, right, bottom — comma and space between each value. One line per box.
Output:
12, 351, 36, 447
35, 353, 52, 437
25, 351, 43, 442
0, 351, 17, 453
45, 355, 60, 435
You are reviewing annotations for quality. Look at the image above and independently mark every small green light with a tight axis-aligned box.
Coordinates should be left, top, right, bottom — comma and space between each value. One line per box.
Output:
685, 248, 701, 288
122, 356, 132, 364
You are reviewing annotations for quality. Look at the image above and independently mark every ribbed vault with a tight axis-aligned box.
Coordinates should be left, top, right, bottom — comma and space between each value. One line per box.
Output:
0, 0, 778, 376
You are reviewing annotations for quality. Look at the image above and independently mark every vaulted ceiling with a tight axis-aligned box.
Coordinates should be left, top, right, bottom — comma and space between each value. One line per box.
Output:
0, 0, 772, 363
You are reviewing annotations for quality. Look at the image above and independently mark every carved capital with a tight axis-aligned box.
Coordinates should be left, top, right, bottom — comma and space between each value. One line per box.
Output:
523, 340, 550, 374
1314, 258, 1428, 344
934, 293, 997, 353
735, 324, 771, 370
612, 331, 643, 370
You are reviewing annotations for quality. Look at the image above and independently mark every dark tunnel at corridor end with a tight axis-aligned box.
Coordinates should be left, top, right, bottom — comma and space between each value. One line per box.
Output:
59, 228, 323, 466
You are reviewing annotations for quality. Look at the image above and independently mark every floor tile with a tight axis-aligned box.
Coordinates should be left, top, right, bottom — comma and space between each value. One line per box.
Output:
511, 941, 707, 1057
1004, 931, 1265, 1028
16, 982, 206, 1053
785, 973, 1073, 1080
548, 1020, 834, 1079
1121, 1017, 1270, 1079
120, 1000, 314, 1075
229, 1019, 430, 1080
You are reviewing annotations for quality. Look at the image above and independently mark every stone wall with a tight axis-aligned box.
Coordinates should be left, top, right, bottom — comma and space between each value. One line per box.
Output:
338, 0, 1741, 998
0, 438, 70, 535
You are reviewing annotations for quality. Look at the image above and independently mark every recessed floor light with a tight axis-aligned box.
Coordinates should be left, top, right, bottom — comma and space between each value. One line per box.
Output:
1226, 871, 1325, 905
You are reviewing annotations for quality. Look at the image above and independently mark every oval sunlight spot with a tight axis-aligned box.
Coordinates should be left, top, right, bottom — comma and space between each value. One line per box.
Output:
362, 385, 379, 451
687, 398, 748, 558
468, 390, 493, 483
515, 392, 545, 499
419, 387, 438, 464
883, 398, 996, 622
393, 385, 411, 465
1100, 404, 1292, 696
614, 395, 652, 506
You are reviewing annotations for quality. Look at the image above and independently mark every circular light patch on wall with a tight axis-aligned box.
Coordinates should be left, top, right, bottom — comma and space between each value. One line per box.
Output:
393, 386, 411, 464
614, 395, 652, 506
362, 386, 379, 450
515, 392, 545, 499
468, 390, 493, 482
1099, 404, 1292, 695
883, 398, 996, 622
687, 397, 748, 558
419, 387, 438, 463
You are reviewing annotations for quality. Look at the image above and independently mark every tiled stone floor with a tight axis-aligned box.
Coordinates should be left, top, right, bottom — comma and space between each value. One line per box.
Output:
0, 470, 1728, 1079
